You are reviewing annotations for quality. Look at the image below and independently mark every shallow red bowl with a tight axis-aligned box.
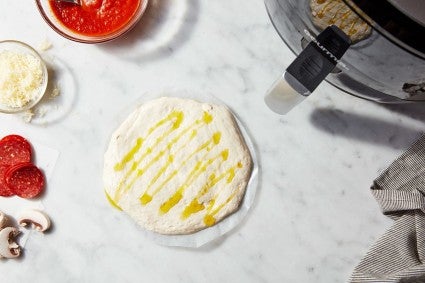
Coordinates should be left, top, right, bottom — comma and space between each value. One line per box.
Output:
35, 0, 148, 44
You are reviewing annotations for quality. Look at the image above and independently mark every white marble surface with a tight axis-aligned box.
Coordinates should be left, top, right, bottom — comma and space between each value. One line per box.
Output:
1, 0, 425, 282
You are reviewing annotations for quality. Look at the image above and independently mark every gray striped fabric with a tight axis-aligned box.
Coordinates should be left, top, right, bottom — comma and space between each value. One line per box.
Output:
350, 135, 425, 283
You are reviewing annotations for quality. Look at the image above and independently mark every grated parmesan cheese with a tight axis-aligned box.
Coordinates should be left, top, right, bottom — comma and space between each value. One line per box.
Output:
0, 50, 44, 109
50, 84, 60, 99
37, 39, 52, 52
22, 109, 35, 123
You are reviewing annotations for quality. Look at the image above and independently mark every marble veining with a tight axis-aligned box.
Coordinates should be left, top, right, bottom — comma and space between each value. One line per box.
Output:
1, 0, 425, 282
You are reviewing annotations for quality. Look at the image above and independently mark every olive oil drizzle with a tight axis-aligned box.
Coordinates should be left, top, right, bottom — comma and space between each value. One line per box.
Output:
105, 190, 122, 211
113, 112, 184, 201
113, 114, 184, 201
118, 117, 212, 200
337, 9, 352, 29
315, 0, 369, 37
114, 111, 183, 172
113, 111, 214, 202
139, 132, 222, 205
180, 161, 243, 220
202, 162, 243, 226
203, 192, 237, 226
111, 109, 247, 228
317, 0, 333, 18
114, 138, 143, 171
159, 149, 229, 214
348, 17, 359, 36
329, 6, 346, 24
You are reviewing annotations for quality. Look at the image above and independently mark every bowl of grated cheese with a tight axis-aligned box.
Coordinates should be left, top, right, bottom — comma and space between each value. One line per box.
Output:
0, 40, 48, 113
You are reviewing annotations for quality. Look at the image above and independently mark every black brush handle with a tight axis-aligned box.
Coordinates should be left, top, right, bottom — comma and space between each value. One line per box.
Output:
286, 25, 351, 94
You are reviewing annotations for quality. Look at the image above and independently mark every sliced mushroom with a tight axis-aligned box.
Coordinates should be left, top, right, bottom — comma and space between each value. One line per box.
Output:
17, 209, 51, 232
0, 211, 7, 230
0, 227, 21, 259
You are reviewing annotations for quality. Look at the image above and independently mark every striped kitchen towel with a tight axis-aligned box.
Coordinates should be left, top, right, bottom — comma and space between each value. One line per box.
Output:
350, 135, 425, 283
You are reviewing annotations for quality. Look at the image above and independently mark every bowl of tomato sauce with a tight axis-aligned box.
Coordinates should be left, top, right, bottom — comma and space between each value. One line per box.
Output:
35, 0, 148, 43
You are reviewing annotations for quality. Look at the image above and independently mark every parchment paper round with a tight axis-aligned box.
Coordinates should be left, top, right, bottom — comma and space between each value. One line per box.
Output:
103, 89, 259, 248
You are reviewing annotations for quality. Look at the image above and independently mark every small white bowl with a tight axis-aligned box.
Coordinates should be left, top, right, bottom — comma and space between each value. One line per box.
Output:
0, 40, 48, 113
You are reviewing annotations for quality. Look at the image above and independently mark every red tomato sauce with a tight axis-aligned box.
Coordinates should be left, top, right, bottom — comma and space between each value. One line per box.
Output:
49, 0, 140, 36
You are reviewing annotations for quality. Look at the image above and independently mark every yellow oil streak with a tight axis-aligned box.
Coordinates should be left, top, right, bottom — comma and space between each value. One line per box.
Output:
181, 199, 206, 219
348, 17, 358, 36
121, 123, 217, 203
202, 111, 213, 124
145, 170, 178, 200
113, 111, 183, 200
148, 111, 184, 134
181, 162, 243, 219
113, 111, 183, 172
360, 21, 369, 32
113, 111, 212, 202
114, 138, 143, 171
340, 9, 351, 21
338, 9, 353, 29
105, 190, 122, 211
121, 147, 171, 200
140, 155, 174, 204
159, 149, 229, 214
317, 0, 334, 18
329, 6, 346, 24
159, 191, 184, 215
140, 193, 152, 205
139, 132, 222, 205
203, 192, 237, 226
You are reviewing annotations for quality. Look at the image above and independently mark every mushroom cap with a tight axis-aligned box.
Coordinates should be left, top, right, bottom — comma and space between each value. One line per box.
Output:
0, 227, 21, 259
0, 211, 7, 230
17, 209, 51, 232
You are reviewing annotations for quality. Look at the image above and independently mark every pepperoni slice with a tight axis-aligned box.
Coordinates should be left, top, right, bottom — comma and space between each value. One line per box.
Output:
5, 163, 45, 199
1, 135, 30, 144
0, 135, 32, 166
0, 165, 14, 197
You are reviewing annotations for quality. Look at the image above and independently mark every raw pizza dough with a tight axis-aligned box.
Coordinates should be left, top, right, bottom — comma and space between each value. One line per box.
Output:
103, 97, 253, 235
310, 0, 372, 43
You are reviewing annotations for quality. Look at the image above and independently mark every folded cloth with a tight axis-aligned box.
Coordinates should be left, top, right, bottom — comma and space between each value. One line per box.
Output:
350, 135, 425, 283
